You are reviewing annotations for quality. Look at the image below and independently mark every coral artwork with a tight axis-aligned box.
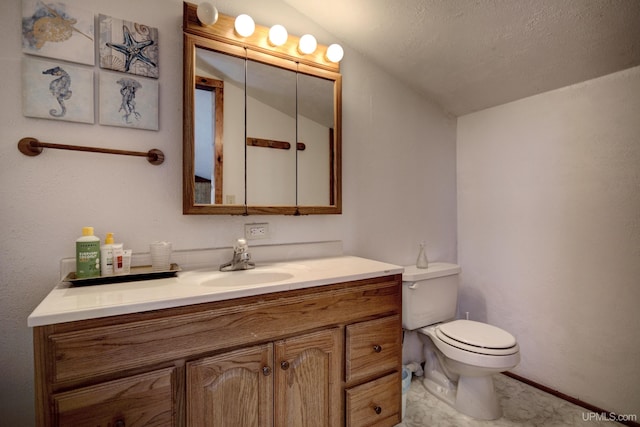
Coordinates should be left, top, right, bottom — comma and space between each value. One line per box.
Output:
99, 71, 159, 130
22, 0, 95, 65
99, 14, 159, 79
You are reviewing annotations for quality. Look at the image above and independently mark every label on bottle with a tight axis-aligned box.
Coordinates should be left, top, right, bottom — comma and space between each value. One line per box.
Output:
102, 247, 114, 276
76, 241, 101, 278
113, 246, 125, 274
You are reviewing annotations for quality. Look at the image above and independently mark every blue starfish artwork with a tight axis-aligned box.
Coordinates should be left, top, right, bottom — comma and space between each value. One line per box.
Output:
107, 25, 155, 73
99, 14, 158, 78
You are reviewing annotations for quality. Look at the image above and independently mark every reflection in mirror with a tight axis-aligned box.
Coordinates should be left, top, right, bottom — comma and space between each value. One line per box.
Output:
194, 47, 245, 205
246, 59, 297, 206
194, 77, 220, 204
297, 73, 335, 206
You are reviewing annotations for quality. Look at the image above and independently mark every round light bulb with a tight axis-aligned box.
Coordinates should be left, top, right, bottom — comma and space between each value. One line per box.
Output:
268, 24, 288, 46
298, 34, 317, 55
234, 14, 255, 37
326, 43, 344, 63
196, 2, 218, 26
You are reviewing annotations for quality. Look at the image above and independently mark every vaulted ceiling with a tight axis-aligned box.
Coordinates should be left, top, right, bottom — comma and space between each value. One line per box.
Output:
284, 0, 640, 116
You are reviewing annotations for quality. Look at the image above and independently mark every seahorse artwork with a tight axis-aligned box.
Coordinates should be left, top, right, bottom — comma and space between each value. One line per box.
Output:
116, 78, 142, 123
42, 66, 71, 117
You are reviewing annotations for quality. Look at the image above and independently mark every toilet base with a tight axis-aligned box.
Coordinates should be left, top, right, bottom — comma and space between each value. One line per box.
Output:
423, 374, 502, 420
456, 375, 502, 420
422, 375, 456, 407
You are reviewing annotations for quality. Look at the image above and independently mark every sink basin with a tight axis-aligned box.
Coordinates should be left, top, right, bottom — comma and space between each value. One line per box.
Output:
199, 270, 294, 287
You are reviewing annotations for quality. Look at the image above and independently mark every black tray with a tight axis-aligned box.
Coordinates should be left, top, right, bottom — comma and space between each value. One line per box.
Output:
64, 264, 181, 286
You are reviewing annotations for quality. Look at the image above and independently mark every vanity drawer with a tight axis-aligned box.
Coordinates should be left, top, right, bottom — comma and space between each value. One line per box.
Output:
345, 314, 401, 383
345, 372, 400, 427
53, 367, 176, 427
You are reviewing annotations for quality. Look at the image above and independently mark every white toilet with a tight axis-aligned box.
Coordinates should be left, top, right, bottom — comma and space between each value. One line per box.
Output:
402, 262, 520, 420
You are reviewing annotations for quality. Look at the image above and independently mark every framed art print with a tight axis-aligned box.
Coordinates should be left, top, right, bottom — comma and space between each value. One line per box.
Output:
22, 57, 94, 124
99, 71, 159, 130
21, 0, 94, 65
98, 14, 159, 79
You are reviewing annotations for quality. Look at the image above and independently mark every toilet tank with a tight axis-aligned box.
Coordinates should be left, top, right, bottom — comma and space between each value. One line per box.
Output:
402, 262, 461, 330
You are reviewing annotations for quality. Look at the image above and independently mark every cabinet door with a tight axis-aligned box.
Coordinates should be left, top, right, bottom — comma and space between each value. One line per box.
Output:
54, 367, 176, 427
187, 344, 273, 427
274, 328, 342, 427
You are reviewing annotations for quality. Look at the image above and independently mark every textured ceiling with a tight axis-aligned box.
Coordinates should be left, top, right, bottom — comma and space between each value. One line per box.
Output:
283, 0, 640, 116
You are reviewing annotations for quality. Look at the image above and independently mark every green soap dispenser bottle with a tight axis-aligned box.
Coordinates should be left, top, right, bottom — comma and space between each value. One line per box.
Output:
76, 227, 101, 278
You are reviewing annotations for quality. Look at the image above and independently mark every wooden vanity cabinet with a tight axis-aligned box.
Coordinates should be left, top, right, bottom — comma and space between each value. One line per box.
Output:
33, 274, 402, 426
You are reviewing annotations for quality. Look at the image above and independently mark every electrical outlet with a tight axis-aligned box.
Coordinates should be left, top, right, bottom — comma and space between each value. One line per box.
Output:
245, 223, 269, 240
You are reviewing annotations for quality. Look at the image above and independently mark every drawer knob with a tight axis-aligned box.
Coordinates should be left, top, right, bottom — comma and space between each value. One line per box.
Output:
280, 361, 290, 370
262, 366, 272, 376
374, 405, 382, 415
114, 420, 125, 427
373, 344, 382, 353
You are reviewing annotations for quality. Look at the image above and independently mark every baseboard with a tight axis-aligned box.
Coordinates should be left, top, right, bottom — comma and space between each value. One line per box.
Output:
503, 372, 639, 427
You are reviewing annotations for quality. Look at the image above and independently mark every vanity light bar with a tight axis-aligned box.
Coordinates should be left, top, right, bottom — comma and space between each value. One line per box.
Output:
185, 2, 341, 72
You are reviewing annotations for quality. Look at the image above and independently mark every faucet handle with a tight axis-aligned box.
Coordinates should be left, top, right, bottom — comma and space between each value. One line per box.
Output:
234, 238, 249, 253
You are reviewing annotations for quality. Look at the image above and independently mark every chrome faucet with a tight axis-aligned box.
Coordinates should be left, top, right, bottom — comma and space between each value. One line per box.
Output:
220, 238, 255, 272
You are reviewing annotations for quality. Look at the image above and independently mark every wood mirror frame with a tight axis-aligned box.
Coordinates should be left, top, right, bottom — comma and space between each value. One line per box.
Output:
183, 2, 342, 215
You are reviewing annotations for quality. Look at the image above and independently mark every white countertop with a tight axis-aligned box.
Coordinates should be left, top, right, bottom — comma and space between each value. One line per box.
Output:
28, 256, 403, 327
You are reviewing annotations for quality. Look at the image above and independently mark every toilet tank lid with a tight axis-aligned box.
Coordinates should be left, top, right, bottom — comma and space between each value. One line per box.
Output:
402, 262, 460, 281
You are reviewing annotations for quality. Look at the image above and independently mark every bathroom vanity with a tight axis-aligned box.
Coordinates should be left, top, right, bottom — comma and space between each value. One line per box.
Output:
29, 255, 403, 427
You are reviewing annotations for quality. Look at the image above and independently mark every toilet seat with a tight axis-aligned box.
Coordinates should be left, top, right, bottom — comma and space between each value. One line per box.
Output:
436, 320, 518, 356
418, 321, 520, 371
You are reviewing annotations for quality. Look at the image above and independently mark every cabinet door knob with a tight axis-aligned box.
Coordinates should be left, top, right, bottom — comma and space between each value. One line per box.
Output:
373, 344, 382, 353
262, 366, 272, 376
114, 420, 126, 427
280, 360, 290, 370
374, 405, 382, 415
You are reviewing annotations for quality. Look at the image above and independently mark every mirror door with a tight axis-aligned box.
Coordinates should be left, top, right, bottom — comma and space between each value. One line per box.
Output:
246, 58, 297, 206
296, 72, 336, 206
194, 47, 246, 206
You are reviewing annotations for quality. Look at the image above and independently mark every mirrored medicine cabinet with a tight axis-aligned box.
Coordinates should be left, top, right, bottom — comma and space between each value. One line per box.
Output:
183, 2, 342, 215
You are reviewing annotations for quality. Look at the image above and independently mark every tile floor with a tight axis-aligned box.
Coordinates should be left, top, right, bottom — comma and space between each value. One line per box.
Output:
398, 373, 624, 426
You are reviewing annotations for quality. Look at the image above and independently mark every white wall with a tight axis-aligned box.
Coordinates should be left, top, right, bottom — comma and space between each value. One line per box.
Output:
343, 54, 458, 264
0, 0, 456, 424
457, 66, 640, 416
